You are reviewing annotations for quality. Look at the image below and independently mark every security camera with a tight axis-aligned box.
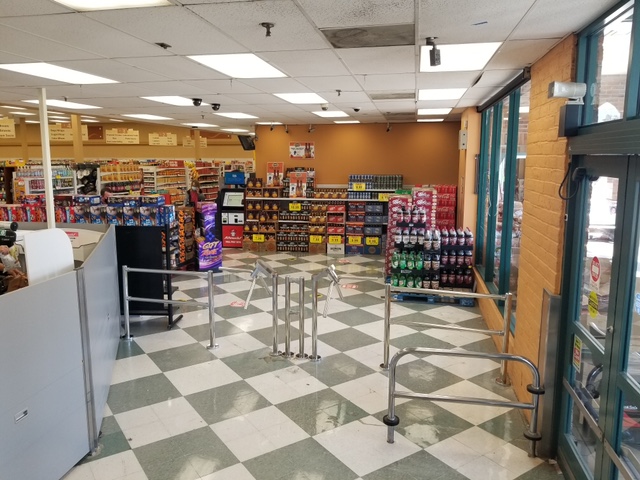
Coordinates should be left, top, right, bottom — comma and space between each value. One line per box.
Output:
321, 103, 329, 111
192, 98, 202, 107
211, 103, 221, 111
353, 107, 360, 113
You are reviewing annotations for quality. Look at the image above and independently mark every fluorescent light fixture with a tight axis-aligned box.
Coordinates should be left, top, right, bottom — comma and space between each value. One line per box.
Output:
142, 96, 207, 106
418, 88, 467, 101
420, 42, 501, 72
256, 121, 283, 125
82, 119, 100, 123
81, 115, 96, 119
418, 118, 444, 122
519, 106, 530, 113
275, 93, 327, 104
213, 112, 258, 119
222, 128, 249, 133
10, 111, 36, 116
25, 120, 40, 124
181, 123, 219, 128
417, 108, 452, 115
1, 105, 25, 110
121, 114, 174, 120
312, 110, 349, 118
49, 116, 70, 121
188, 53, 286, 79
109, 119, 124, 122
23, 99, 101, 109
0, 62, 117, 84
51, 0, 171, 11
334, 120, 360, 124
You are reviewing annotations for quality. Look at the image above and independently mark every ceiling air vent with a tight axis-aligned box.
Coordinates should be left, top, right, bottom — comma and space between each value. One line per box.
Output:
370, 92, 415, 101
384, 112, 416, 120
321, 24, 414, 49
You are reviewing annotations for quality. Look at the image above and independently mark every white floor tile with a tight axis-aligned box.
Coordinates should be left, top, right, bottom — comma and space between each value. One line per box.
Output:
484, 443, 543, 476
200, 463, 256, 480
425, 437, 481, 469
323, 299, 359, 315
228, 312, 278, 332
456, 456, 517, 480
423, 355, 500, 379
61, 464, 95, 480
245, 367, 328, 404
164, 359, 242, 395
424, 305, 481, 323
217, 280, 263, 293
361, 302, 417, 319
422, 328, 488, 347
303, 316, 350, 335
122, 420, 172, 449
212, 333, 267, 358
429, 381, 512, 425
110, 355, 161, 385
88, 451, 146, 480
332, 373, 408, 414
451, 426, 508, 455
133, 329, 198, 354
177, 309, 214, 328
315, 417, 420, 477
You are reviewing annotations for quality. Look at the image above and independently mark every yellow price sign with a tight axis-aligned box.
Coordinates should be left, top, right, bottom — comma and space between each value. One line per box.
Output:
328, 235, 343, 245
353, 183, 366, 191
252, 234, 265, 243
289, 202, 302, 212
310, 235, 323, 244
378, 193, 389, 201
366, 237, 380, 246
348, 236, 362, 245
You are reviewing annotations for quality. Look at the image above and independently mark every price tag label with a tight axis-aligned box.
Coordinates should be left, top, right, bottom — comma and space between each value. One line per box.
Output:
328, 235, 343, 245
378, 193, 389, 201
353, 183, 366, 191
348, 236, 362, 245
252, 234, 265, 243
289, 202, 302, 212
310, 235, 323, 244
366, 237, 380, 246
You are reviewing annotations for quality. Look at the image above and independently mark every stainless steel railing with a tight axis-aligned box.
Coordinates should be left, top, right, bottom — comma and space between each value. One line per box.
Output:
383, 347, 544, 457
382, 284, 513, 385
244, 259, 280, 356
309, 265, 344, 361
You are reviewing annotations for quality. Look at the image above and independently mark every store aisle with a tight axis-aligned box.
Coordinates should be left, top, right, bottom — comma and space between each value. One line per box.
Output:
63, 251, 561, 480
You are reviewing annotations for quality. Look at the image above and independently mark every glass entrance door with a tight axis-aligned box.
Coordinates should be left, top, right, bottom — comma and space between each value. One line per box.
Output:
559, 155, 640, 479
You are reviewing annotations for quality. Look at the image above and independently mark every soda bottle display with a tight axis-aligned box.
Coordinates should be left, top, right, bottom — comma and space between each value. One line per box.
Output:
416, 251, 424, 270
391, 251, 400, 268
391, 274, 399, 286
399, 251, 407, 269
441, 227, 449, 246
407, 251, 415, 270
399, 274, 407, 287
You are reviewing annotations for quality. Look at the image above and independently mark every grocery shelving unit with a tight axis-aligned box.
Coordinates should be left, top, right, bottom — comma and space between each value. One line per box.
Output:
193, 161, 220, 202
99, 164, 143, 195
13, 166, 76, 199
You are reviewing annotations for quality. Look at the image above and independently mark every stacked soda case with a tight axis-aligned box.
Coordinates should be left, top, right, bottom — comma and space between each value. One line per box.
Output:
434, 185, 457, 228
281, 167, 315, 198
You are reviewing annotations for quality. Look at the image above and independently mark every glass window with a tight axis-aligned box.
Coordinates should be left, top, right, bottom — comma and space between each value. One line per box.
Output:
583, 4, 634, 124
494, 95, 511, 289
481, 108, 495, 269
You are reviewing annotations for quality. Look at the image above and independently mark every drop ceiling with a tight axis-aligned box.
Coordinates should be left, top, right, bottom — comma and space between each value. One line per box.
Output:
0, 0, 621, 132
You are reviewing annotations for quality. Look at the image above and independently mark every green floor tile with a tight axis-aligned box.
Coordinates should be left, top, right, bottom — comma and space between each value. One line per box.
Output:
514, 461, 564, 479
463, 336, 502, 354
147, 342, 216, 372
468, 368, 518, 400
393, 359, 464, 395
341, 293, 386, 308
247, 324, 302, 348
363, 450, 468, 480
216, 303, 264, 319
319, 328, 378, 352
182, 321, 243, 342
220, 347, 293, 378
186, 381, 271, 424
328, 309, 380, 327
478, 408, 532, 447
299, 353, 376, 386
389, 332, 455, 351
392, 312, 447, 330
116, 340, 145, 360
107, 373, 182, 414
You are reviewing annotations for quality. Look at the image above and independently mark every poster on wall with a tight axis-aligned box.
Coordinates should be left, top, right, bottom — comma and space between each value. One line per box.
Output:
106, 128, 140, 144
290, 142, 314, 159
149, 132, 177, 146
0, 119, 15, 139
267, 162, 284, 187
182, 136, 207, 148
49, 123, 89, 142
288, 171, 307, 198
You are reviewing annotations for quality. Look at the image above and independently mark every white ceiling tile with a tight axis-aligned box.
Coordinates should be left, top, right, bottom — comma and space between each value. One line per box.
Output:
356, 73, 416, 91
0, 50, 34, 63
53, 59, 171, 83
0, 14, 168, 59
416, 71, 481, 89
188, 1, 329, 52
418, 0, 535, 44
325, 91, 372, 104
475, 69, 522, 87
459, 86, 502, 101
118, 56, 227, 81
0, 26, 101, 62
297, 76, 363, 92
512, 0, 621, 40
338, 46, 416, 74
239, 78, 310, 94
0, 0, 72, 16
373, 100, 417, 112
486, 39, 562, 69
297, 0, 414, 28
223, 93, 284, 105
260, 49, 349, 77
85, 6, 246, 56
182, 79, 262, 95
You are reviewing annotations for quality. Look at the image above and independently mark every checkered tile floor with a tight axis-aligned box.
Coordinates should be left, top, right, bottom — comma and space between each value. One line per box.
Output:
63, 251, 562, 480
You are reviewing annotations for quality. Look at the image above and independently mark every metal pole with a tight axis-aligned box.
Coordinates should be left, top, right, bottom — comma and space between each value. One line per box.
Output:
37, 88, 55, 229
296, 277, 307, 358
384, 350, 399, 443
309, 275, 321, 362
122, 265, 131, 340
282, 277, 293, 357
323, 281, 334, 317
381, 283, 391, 369
244, 277, 257, 310
270, 272, 279, 357
207, 270, 218, 349
498, 292, 513, 386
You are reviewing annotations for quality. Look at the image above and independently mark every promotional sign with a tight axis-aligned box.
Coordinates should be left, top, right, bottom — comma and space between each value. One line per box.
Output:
290, 142, 314, 159
149, 132, 177, 146
183, 136, 207, 148
49, 123, 89, 141
266, 162, 284, 187
573, 335, 582, 371
222, 225, 243, 248
288, 171, 307, 198
0, 119, 15, 138
106, 128, 140, 144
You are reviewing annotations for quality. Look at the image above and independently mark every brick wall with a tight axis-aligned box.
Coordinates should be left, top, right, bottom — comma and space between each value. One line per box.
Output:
510, 35, 576, 400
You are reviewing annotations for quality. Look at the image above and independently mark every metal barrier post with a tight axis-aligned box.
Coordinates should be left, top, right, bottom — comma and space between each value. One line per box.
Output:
207, 270, 218, 350
310, 274, 321, 362
281, 277, 294, 357
296, 277, 307, 358
122, 265, 132, 340
381, 283, 391, 368
270, 272, 279, 356
498, 292, 513, 385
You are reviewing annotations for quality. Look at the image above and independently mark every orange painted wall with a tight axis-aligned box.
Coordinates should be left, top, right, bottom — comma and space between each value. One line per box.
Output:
254, 122, 460, 185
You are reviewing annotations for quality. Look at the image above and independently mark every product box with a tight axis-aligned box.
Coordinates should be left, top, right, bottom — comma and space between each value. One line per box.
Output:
22, 195, 45, 206
139, 205, 161, 226
327, 243, 345, 255
88, 205, 106, 224
73, 204, 91, 224
345, 245, 364, 256
364, 226, 383, 236
122, 198, 140, 226
140, 195, 166, 206
160, 205, 176, 226
73, 195, 101, 206
364, 204, 384, 214
55, 206, 71, 223
25, 205, 46, 222
54, 195, 74, 207
364, 245, 382, 255
198, 238, 223, 271
106, 203, 124, 225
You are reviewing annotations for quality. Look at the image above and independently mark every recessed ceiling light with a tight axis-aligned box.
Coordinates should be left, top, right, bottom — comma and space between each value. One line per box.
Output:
417, 108, 452, 115
23, 99, 101, 109
418, 118, 444, 122
213, 112, 258, 119
275, 93, 327, 104
312, 110, 349, 118
82, 119, 100, 123
121, 114, 173, 120
256, 121, 283, 125
181, 123, 219, 128
142, 96, 208, 107
222, 128, 250, 133
10, 111, 36, 116
51, 0, 171, 11
0, 63, 117, 84
418, 88, 467, 101
188, 53, 286, 79
1, 105, 25, 110
334, 120, 360, 124
109, 119, 124, 122
420, 42, 501, 72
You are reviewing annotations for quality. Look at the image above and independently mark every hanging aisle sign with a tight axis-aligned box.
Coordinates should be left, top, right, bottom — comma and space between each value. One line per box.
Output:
182, 136, 207, 148
106, 128, 140, 144
49, 123, 89, 142
149, 132, 177, 146
0, 119, 16, 138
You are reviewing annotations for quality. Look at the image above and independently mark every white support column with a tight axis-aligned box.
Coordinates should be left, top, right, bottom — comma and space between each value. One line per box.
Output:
37, 88, 55, 229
